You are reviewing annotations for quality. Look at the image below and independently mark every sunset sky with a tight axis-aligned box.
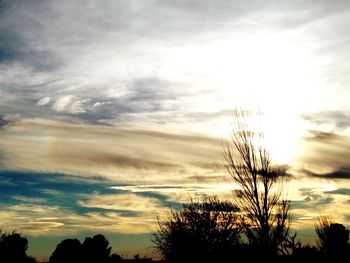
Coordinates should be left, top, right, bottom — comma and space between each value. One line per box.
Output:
1, 0, 350, 260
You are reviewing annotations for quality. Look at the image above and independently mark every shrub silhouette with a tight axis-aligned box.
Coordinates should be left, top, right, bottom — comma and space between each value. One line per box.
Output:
153, 196, 241, 262
315, 217, 350, 258
0, 232, 36, 263
82, 234, 111, 263
49, 238, 82, 263
50, 234, 111, 263
292, 244, 320, 259
108, 253, 124, 263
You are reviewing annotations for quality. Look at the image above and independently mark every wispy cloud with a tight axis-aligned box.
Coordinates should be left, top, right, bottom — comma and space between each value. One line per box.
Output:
111, 183, 236, 201
1, 0, 350, 128
77, 193, 164, 212
0, 119, 224, 184
303, 111, 350, 130
290, 129, 350, 176
0, 171, 171, 235
302, 167, 350, 180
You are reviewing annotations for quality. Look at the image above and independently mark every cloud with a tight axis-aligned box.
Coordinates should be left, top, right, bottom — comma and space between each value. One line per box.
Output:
0, 203, 156, 236
0, 171, 167, 235
12, 196, 47, 204
0, 24, 62, 71
36, 97, 51, 106
0, 170, 239, 237
0, 116, 9, 127
287, 181, 350, 229
52, 95, 90, 114
111, 183, 236, 203
328, 188, 350, 196
298, 130, 350, 172
0, 119, 224, 183
303, 111, 350, 130
303, 168, 350, 180
1, 0, 348, 129
111, 183, 236, 194
305, 130, 339, 141
77, 193, 164, 212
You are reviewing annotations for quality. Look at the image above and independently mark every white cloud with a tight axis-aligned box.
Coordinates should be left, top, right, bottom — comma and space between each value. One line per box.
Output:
12, 196, 47, 204
111, 184, 237, 202
90, 101, 111, 111
36, 97, 51, 106
0, 203, 158, 236
51, 95, 90, 114
77, 193, 164, 212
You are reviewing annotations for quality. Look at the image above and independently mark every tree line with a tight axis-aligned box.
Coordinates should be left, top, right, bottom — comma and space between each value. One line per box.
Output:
0, 232, 147, 263
1, 205, 350, 262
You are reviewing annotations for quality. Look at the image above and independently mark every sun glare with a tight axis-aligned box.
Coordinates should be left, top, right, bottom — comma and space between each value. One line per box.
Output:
262, 112, 303, 165
202, 36, 316, 165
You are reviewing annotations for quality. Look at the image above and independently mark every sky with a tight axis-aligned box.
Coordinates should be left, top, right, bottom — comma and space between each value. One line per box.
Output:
1, 0, 350, 260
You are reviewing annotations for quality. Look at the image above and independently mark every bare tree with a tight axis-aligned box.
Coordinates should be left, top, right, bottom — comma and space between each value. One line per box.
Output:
223, 109, 291, 257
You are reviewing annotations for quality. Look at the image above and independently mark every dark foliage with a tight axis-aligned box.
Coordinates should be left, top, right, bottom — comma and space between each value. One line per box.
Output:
153, 196, 241, 262
292, 244, 320, 259
316, 218, 350, 258
108, 253, 124, 263
49, 238, 82, 263
0, 231, 36, 263
49, 234, 111, 263
82, 234, 111, 263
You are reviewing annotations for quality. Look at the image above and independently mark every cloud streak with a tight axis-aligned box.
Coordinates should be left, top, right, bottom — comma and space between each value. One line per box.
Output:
0, 119, 225, 184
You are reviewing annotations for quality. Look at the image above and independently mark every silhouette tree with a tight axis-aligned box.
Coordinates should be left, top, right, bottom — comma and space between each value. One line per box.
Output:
315, 217, 350, 258
82, 234, 111, 263
0, 232, 36, 263
108, 253, 124, 263
49, 238, 82, 263
292, 244, 320, 259
50, 234, 111, 263
153, 196, 241, 262
223, 109, 291, 257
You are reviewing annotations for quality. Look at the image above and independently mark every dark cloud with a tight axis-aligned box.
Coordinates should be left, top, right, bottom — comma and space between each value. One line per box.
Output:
327, 188, 350, 195
0, 28, 21, 62
188, 174, 228, 183
292, 187, 334, 209
71, 78, 182, 124
302, 111, 350, 130
300, 130, 350, 171
0, 116, 9, 127
88, 153, 179, 170
305, 130, 339, 141
0, 27, 62, 71
302, 167, 350, 180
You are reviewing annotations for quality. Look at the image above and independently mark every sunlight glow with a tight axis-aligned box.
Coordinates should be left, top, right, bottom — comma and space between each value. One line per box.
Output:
196, 35, 319, 165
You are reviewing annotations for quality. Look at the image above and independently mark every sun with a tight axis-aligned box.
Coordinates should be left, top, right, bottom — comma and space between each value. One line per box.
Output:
261, 111, 303, 165
206, 36, 316, 165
